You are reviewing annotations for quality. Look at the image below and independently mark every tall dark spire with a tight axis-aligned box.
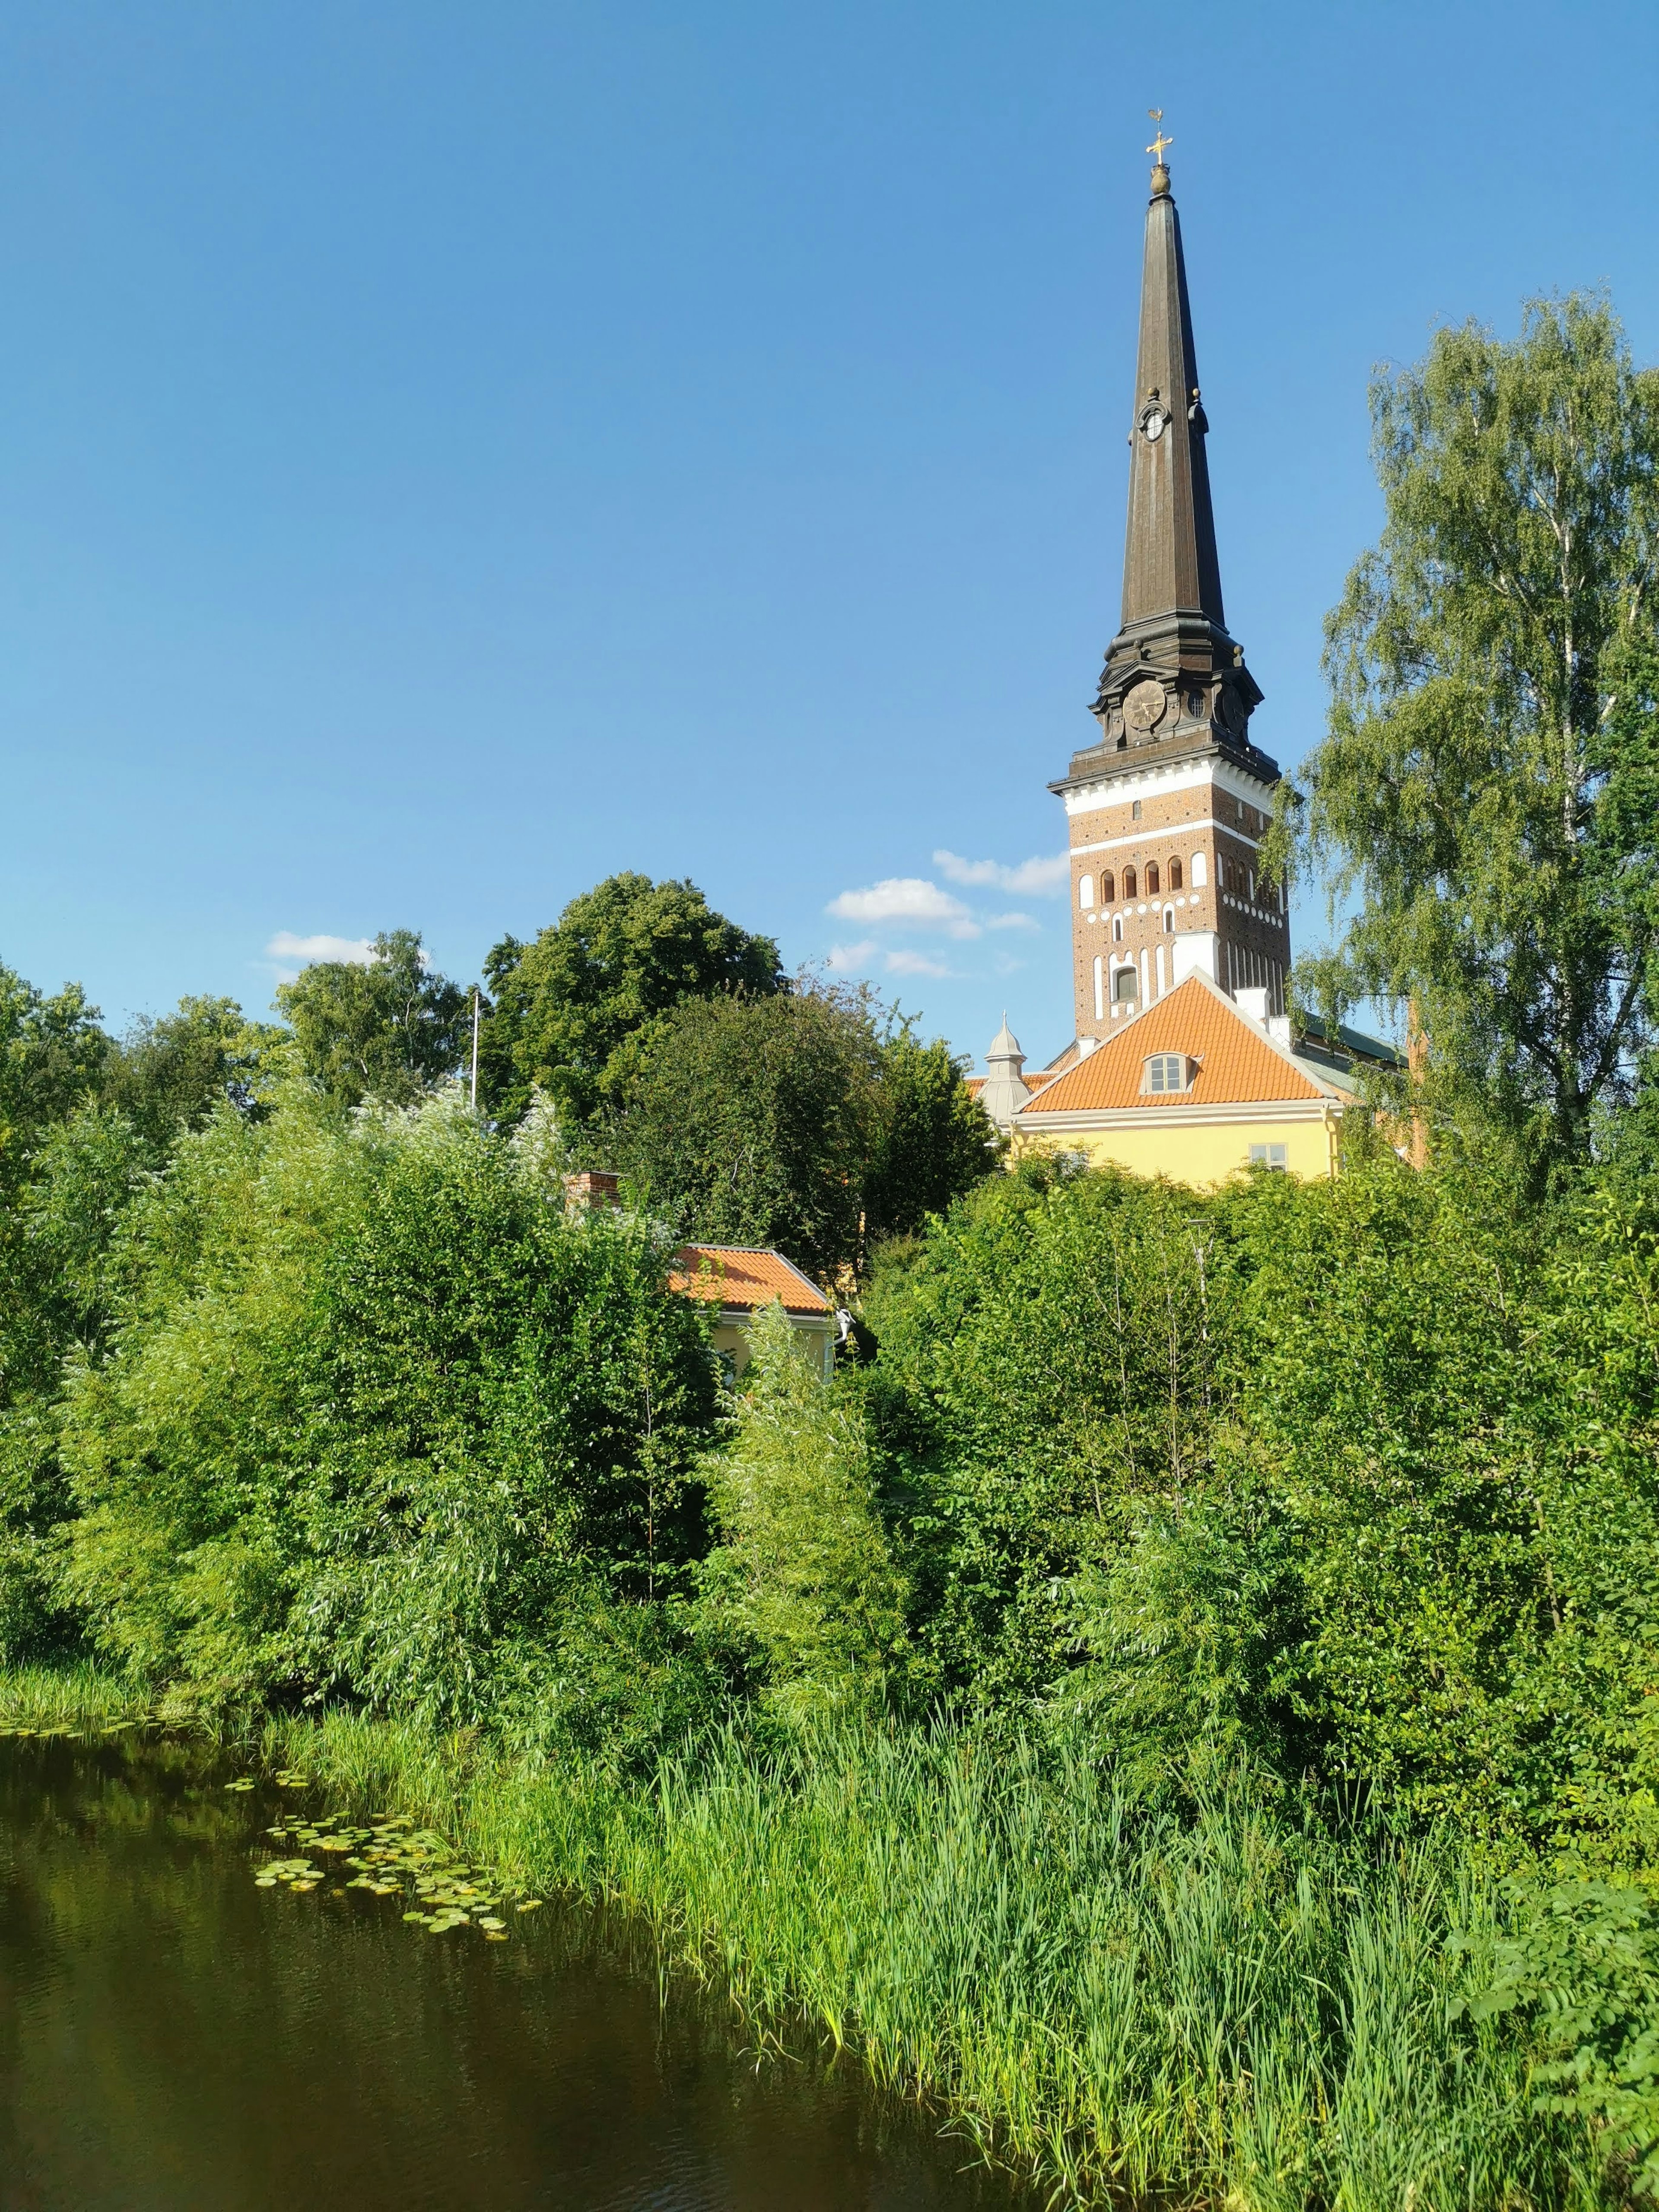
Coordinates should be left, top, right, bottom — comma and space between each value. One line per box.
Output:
1049, 140, 1293, 1049
1121, 163, 1225, 630
1065, 153, 1273, 783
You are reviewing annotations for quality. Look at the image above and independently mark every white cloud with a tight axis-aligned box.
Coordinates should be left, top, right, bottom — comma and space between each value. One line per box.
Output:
934, 849, 1069, 896
826, 877, 979, 938
884, 949, 956, 979
986, 911, 1039, 932
825, 939, 878, 972
266, 931, 378, 967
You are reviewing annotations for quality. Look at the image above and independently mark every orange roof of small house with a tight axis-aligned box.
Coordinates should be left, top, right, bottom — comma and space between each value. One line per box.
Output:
669, 1246, 830, 1316
1017, 973, 1353, 1116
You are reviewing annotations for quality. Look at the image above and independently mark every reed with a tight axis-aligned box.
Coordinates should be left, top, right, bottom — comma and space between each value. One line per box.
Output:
249, 1706, 1604, 2210
0, 1672, 1607, 2207
0, 1661, 153, 1732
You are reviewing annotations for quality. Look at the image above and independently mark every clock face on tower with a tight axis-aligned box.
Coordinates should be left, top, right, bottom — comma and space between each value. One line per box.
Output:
1123, 678, 1167, 732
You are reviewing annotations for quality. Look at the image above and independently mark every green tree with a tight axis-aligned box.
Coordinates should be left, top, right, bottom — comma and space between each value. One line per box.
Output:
1278, 295, 1659, 1181
479, 873, 785, 1129
0, 1104, 152, 1662
275, 930, 468, 1109
864, 1023, 1001, 1247
602, 986, 992, 1282
0, 960, 109, 1198
607, 986, 881, 1280
101, 995, 285, 1157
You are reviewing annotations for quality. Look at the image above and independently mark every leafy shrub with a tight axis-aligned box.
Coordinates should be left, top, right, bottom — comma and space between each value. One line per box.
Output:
56, 1091, 720, 1727
696, 1301, 911, 1716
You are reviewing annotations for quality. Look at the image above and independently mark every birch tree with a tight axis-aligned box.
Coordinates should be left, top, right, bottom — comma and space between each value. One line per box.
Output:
1281, 295, 1659, 1179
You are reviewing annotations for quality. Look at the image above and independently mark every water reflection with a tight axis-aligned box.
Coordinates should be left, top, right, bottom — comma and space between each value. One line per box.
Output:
0, 1736, 1036, 2212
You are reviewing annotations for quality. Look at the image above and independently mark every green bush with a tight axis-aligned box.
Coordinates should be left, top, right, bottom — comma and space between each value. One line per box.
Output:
696, 1301, 912, 1716
55, 1090, 721, 1730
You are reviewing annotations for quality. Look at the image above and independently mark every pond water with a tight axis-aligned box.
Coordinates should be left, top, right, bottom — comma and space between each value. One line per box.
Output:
0, 1734, 1038, 2212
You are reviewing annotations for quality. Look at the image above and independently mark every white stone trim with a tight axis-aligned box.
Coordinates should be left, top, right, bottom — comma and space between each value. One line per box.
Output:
1071, 816, 1263, 858
1061, 753, 1278, 819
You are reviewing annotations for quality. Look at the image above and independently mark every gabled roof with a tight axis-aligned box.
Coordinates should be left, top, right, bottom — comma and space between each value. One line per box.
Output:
1017, 973, 1356, 1117
669, 1246, 830, 1316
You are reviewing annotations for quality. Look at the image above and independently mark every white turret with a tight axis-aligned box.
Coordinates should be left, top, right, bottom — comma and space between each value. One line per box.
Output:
979, 1015, 1031, 1131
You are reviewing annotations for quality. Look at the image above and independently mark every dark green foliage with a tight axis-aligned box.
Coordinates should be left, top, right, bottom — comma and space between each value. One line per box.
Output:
606, 986, 880, 1281
864, 1158, 1222, 1704
0, 963, 123, 1661
606, 987, 995, 1282
862, 1024, 1002, 1247
479, 873, 785, 1129
0, 960, 109, 1200
100, 995, 281, 1156
1279, 296, 1659, 1182
275, 930, 469, 1108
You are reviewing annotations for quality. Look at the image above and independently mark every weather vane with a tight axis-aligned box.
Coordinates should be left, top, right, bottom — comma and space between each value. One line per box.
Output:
1146, 109, 1173, 165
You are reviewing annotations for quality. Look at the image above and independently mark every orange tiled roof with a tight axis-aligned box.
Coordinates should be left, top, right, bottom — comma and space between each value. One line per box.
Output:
963, 1075, 986, 1098
1018, 974, 1338, 1114
669, 1246, 830, 1315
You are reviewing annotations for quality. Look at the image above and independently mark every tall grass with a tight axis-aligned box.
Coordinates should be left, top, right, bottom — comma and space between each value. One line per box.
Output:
0, 1661, 153, 1732
235, 1705, 1603, 2210
0, 1671, 1606, 2206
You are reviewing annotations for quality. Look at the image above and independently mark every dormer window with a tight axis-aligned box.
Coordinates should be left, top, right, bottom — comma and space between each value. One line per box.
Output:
1142, 1052, 1192, 1095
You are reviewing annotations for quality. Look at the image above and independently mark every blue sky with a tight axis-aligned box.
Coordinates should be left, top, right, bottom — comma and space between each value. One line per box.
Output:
3, 0, 1656, 1070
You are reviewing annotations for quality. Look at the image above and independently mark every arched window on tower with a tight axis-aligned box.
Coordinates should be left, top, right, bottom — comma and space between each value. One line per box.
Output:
1163, 906, 1174, 933
1123, 864, 1138, 899
1078, 873, 1094, 910
1112, 915, 1123, 942
1146, 860, 1160, 896
1100, 871, 1115, 904
1191, 852, 1207, 888
1169, 856, 1183, 890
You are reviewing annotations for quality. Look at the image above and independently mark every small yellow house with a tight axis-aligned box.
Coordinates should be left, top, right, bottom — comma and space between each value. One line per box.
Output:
667, 1246, 838, 1381
1008, 972, 1387, 1185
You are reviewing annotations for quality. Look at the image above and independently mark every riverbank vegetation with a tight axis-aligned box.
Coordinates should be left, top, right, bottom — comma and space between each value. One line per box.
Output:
6, 1090, 1659, 2204
3, 295, 1659, 2206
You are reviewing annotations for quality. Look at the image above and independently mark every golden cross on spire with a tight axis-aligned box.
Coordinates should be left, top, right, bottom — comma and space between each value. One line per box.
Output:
1146, 109, 1173, 165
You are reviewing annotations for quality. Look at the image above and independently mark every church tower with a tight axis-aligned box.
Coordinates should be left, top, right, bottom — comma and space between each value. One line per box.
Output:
1052, 142, 1290, 1054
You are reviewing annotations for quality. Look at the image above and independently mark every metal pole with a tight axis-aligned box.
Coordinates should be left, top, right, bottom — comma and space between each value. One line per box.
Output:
470, 988, 480, 1112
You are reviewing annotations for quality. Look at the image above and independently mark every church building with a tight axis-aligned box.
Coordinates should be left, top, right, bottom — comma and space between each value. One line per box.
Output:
987, 139, 1396, 1183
